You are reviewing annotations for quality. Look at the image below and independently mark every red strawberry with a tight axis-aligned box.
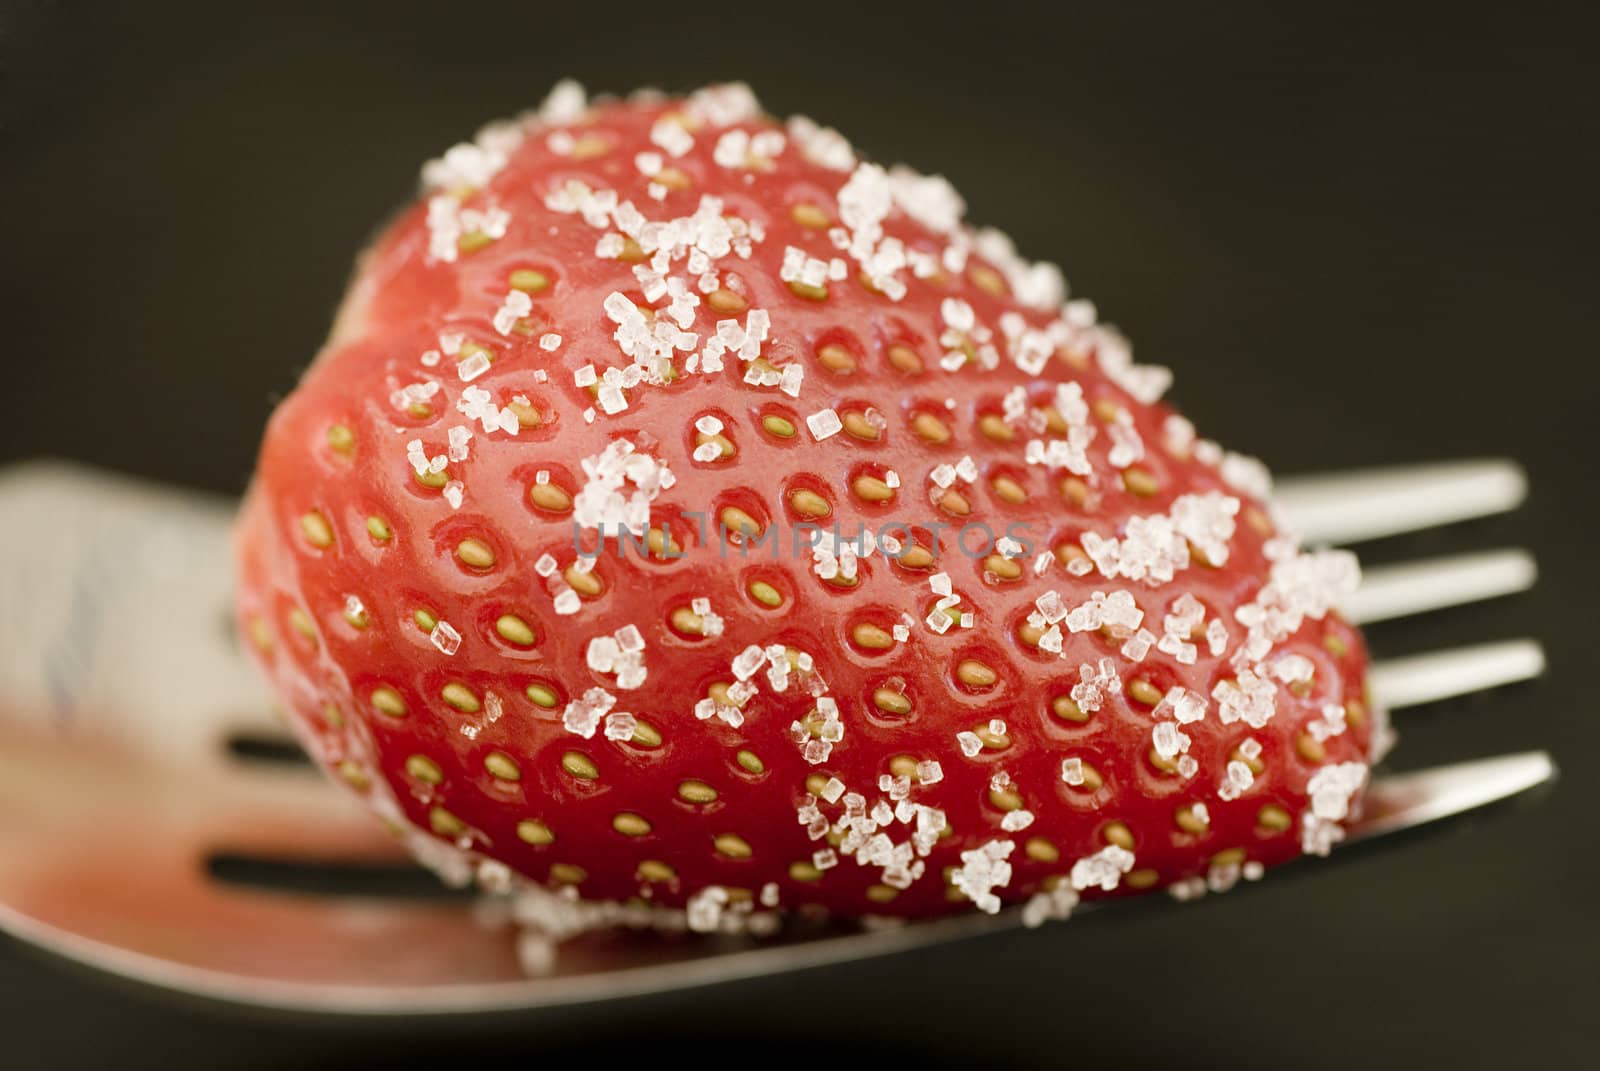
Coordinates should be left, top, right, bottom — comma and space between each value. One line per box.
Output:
235, 81, 1381, 935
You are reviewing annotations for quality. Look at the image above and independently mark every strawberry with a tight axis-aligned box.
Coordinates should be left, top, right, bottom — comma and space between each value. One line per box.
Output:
235, 81, 1382, 934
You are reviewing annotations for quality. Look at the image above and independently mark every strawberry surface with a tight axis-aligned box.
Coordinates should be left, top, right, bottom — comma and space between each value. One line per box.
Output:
235, 82, 1381, 931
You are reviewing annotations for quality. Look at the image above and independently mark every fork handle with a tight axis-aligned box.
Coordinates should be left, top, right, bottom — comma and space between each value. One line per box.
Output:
0, 460, 273, 758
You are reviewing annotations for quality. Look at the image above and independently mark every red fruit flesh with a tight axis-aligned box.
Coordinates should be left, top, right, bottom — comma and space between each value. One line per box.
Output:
235, 83, 1378, 928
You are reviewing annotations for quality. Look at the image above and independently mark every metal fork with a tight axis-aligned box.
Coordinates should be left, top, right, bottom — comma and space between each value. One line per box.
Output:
0, 458, 1551, 1016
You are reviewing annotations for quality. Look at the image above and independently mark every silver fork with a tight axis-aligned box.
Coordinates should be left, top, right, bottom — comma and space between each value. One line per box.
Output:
0, 458, 1552, 1016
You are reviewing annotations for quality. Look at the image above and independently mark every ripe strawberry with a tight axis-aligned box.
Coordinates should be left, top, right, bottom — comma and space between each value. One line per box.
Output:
235, 81, 1381, 934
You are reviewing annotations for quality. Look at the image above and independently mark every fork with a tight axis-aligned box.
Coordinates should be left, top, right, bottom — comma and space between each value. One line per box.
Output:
0, 457, 1551, 1016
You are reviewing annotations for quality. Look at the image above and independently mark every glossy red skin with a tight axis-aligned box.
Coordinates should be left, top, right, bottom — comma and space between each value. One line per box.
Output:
235, 93, 1373, 918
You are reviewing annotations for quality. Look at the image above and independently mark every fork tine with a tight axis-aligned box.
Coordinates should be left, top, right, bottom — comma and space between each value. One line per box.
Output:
1275, 458, 1528, 545
1344, 548, 1537, 624
1370, 639, 1546, 710
1347, 751, 1556, 843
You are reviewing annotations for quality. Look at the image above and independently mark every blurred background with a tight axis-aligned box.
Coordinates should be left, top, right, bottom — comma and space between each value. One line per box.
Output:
2, 2, 1595, 1067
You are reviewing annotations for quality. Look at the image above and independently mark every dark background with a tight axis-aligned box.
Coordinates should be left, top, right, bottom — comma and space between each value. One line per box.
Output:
3, 2, 1596, 1067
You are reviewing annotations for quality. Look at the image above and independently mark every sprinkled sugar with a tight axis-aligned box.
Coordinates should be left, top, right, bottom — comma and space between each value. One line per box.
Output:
649, 117, 694, 158
1069, 844, 1135, 892
805, 408, 842, 441
950, 839, 1015, 914
562, 686, 616, 739
430, 620, 462, 656
493, 289, 532, 335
